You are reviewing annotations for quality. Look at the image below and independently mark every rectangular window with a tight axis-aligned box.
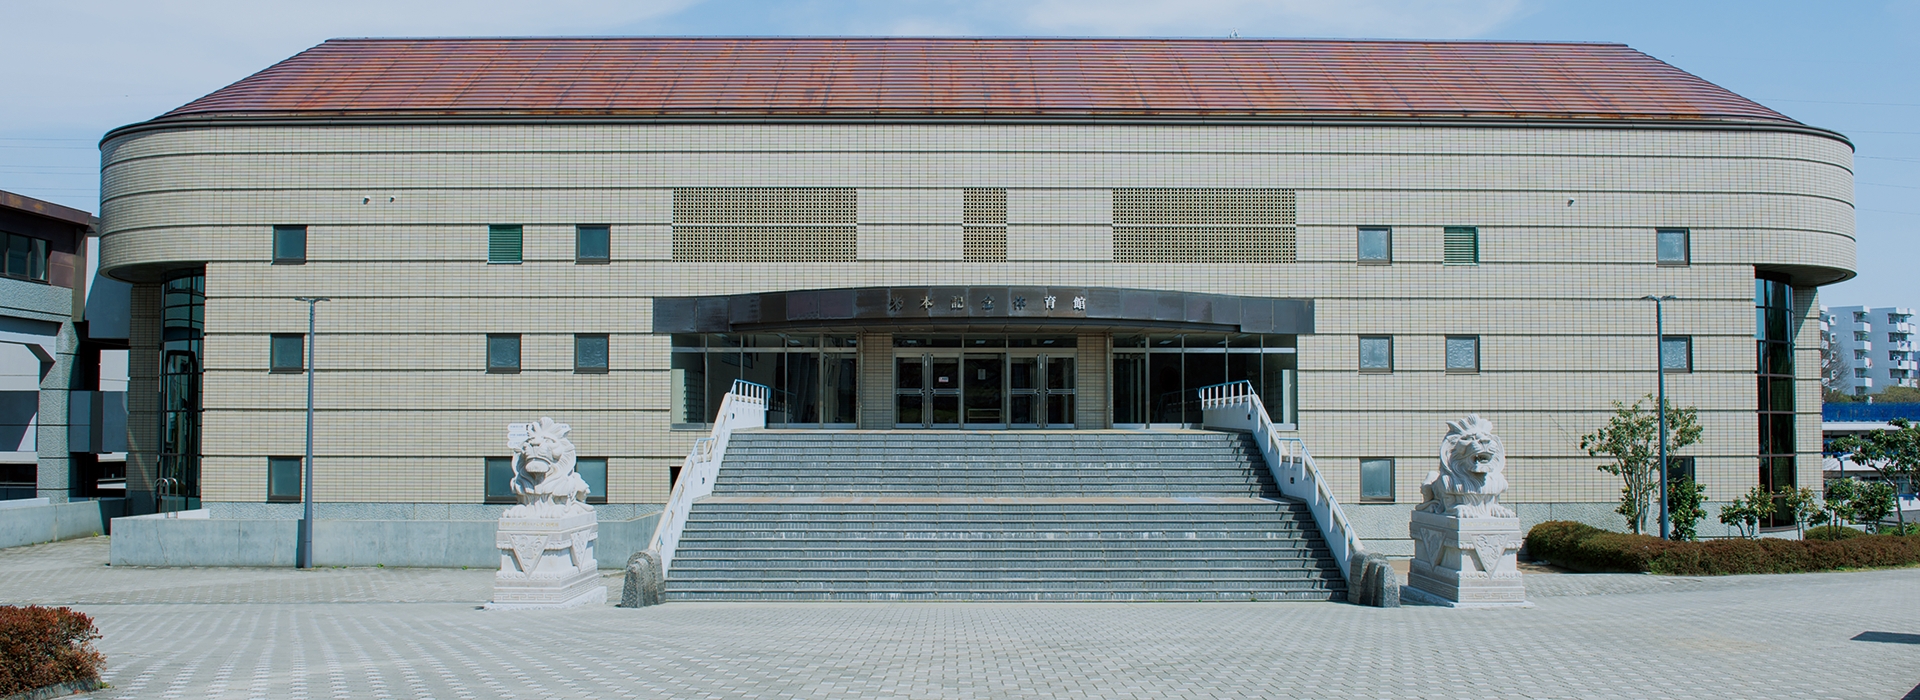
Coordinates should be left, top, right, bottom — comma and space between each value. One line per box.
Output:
576, 457, 608, 504
1666, 455, 1696, 484
1445, 335, 1480, 373
1359, 458, 1394, 502
1855, 368, 1869, 378
1661, 336, 1693, 373
273, 225, 307, 264
1443, 226, 1479, 265
270, 334, 305, 373
1358, 335, 1393, 373
576, 225, 610, 264
2, 233, 50, 282
1853, 311, 1868, 323
1656, 228, 1689, 266
488, 224, 523, 264
267, 456, 302, 502
487, 334, 521, 373
484, 457, 514, 504
1357, 227, 1391, 264
575, 334, 609, 374
1855, 331, 1870, 342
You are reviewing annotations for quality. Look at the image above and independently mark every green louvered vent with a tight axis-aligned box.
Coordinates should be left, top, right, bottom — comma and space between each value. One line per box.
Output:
1443, 226, 1479, 265
489, 224, 523, 264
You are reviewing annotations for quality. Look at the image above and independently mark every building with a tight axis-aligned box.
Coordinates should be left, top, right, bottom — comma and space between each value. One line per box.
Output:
1822, 305, 1917, 397
0, 187, 131, 551
97, 37, 1855, 564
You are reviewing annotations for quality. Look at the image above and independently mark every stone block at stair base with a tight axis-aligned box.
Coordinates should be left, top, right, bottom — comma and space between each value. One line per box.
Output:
1404, 510, 1530, 608
487, 512, 604, 609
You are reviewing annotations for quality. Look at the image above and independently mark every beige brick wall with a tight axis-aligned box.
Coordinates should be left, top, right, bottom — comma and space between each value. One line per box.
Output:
99, 122, 1853, 506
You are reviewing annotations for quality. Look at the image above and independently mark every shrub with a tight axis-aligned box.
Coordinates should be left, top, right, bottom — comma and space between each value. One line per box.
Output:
1523, 520, 1920, 576
0, 605, 105, 696
1805, 525, 1863, 541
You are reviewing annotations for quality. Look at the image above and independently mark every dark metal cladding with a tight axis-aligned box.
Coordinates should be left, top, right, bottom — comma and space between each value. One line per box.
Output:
652, 286, 1313, 334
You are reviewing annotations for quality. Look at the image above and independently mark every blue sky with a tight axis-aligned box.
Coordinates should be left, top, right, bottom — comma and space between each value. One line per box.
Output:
2, 0, 1913, 306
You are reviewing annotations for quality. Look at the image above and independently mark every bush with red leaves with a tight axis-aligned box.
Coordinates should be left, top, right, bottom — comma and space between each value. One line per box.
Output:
1525, 520, 1920, 575
0, 605, 105, 696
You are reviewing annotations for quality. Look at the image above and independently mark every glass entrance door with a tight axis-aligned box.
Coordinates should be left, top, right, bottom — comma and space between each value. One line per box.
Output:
897, 354, 962, 428
963, 354, 1004, 427
1008, 354, 1074, 428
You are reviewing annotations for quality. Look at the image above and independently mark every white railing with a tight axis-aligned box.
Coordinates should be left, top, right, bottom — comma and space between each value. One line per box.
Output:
646, 379, 768, 576
1198, 380, 1364, 586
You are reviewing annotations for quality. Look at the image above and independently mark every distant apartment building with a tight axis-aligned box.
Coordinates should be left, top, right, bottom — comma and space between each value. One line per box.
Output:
1823, 305, 1918, 397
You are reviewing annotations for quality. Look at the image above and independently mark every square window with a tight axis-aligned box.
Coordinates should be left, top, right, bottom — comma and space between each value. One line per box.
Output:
487, 334, 521, 373
270, 334, 304, 373
1656, 228, 1689, 266
488, 224, 523, 264
576, 225, 610, 263
1661, 336, 1692, 373
1358, 336, 1392, 372
3, 233, 49, 282
1445, 336, 1480, 373
1357, 227, 1391, 264
273, 225, 307, 264
576, 457, 608, 504
1360, 458, 1394, 502
1665, 455, 1696, 485
484, 457, 515, 503
267, 457, 302, 502
1443, 226, 1479, 265
575, 334, 609, 373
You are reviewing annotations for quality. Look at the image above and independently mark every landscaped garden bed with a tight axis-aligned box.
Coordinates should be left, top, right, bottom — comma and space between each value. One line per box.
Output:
1524, 520, 1920, 576
0, 605, 104, 699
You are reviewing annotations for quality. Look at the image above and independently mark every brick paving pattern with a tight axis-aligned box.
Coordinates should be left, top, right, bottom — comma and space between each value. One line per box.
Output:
3, 537, 1917, 699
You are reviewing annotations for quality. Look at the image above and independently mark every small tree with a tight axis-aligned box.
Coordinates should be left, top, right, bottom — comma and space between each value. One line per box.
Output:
1718, 485, 1776, 539
1779, 486, 1821, 538
1823, 477, 1858, 528
1829, 417, 1920, 533
1850, 480, 1897, 533
1667, 477, 1708, 541
1580, 395, 1703, 535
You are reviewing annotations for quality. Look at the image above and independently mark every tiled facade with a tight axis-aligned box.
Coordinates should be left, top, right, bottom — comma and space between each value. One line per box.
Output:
98, 122, 1853, 531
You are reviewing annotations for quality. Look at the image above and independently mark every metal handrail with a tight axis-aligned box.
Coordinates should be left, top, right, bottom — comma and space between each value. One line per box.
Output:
645, 379, 769, 576
1196, 380, 1365, 586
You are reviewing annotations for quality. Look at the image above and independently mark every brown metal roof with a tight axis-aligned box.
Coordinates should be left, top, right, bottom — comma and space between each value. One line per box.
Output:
0, 189, 95, 228
154, 37, 1796, 125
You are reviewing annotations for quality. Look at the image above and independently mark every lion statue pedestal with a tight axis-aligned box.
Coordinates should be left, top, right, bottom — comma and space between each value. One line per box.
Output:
485, 417, 605, 610
1402, 415, 1531, 608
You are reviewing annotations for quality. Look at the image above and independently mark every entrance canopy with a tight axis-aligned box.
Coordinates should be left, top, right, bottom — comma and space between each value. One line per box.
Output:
654, 286, 1314, 334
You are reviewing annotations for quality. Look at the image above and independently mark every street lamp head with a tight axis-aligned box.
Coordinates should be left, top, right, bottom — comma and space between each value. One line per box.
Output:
1640, 295, 1678, 302
295, 296, 331, 303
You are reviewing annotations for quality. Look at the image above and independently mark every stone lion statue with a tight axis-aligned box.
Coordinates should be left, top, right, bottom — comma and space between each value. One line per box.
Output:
506, 417, 593, 519
1416, 414, 1514, 519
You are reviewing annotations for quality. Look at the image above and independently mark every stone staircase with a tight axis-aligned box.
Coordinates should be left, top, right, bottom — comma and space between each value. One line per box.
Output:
664, 431, 1347, 602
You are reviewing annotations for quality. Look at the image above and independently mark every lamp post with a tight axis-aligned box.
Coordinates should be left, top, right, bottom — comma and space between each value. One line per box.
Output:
294, 297, 329, 569
1643, 295, 1677, 540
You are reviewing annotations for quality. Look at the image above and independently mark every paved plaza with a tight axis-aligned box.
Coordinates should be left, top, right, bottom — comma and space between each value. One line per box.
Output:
2, 537, 1917, 699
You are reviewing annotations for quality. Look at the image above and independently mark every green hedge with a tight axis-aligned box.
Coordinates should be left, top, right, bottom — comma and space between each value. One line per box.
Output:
1524, 521, 1920, 576
0, 605, 104, 696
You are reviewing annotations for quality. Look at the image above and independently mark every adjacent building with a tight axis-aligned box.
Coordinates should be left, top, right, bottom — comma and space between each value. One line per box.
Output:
1822, 305, 1917, 397
97, 37, 1856, 561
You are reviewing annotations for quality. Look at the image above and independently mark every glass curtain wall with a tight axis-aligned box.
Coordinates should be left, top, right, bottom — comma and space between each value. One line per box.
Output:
671, 334, 858, 427
1755, 274, 1796, 527
158, 272, 205, 511
1112, 333, 1297, 427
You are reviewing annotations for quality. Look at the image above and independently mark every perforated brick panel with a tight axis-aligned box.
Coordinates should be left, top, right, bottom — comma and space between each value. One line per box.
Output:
963, 189, 1008, 262
1112, 188, 1296, 263
673, 188, 858, 262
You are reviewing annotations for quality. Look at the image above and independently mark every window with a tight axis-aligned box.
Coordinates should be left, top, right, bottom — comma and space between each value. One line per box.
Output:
1856, 331, 1870, 342
487, 334, 521, 373
270, 334, 304, 373
1445, 336, 1480, 373
1855, 368, 1869, 378
1856, 350, 1869, 360
272, 225, 306, 264
1656, 228, 1689, 266
267, 457, 302, 502
2, 232, 49, 282
1854, 311, 1869, 323
576, 225, 610, 264
1358, 336, 1393, 372
1661, 336, 1692, 373
576, 457, 608, 504
488, 225, 523, 264
1665, 456, 1696, 484
575, 334, 609, 374
1443, 226, 1478, 265
1357, 227, 1391, 264
484, 457, 514, 504
1359, 458, 1394, 502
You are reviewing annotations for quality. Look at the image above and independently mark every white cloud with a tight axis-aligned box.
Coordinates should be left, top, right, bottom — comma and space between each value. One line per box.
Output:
1012, 0, 1529, 38
0, 0, 700, 133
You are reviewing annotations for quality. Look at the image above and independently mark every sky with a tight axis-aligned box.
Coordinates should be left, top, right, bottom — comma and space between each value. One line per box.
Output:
1, 0, 1914, 307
